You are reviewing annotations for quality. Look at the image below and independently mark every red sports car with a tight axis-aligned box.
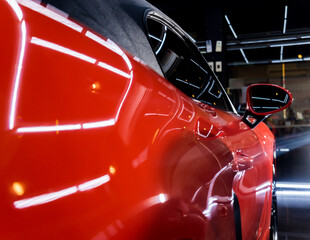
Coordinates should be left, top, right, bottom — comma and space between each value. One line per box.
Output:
0, 0, 292, 239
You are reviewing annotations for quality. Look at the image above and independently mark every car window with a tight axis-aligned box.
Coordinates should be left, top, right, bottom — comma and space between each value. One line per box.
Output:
146, 13, 232, 111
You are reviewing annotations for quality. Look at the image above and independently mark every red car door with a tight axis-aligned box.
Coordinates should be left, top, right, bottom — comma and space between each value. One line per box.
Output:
1, 1, 291, 240
145, 13, 276, 240
222, 111, 274, 239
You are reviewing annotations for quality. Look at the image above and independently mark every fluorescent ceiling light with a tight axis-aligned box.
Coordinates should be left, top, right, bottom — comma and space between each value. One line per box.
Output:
225, 15, 238, 39
271, 41, 310, 47
277, 182, 310, 189
239, 37, 296, 45
272, 58, 304, 63
240, 49, 249, 64
225, 15, 249, 64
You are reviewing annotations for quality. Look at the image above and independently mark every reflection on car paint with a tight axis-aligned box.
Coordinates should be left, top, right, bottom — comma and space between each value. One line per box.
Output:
6, 0, 23, 21
1, 0, 293, 239
176, 78, 200, 89
7, 0, 136, 133
148, 25, 167, 55
208, 80, 223, 99
9, 5, 26, 130
14, 174, 111, 209
17, 0, 83, 32
178, 96, 195, 122
31, 37, 97, 64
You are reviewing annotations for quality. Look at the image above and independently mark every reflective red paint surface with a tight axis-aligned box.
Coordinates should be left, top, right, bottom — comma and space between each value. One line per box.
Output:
0, 0, 275, 239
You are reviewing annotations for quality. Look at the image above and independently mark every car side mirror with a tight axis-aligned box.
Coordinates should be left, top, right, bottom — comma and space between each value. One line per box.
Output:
242, 84, 293, 128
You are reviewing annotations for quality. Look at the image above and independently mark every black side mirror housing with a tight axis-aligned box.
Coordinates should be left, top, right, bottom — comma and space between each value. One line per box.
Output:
242, 84, 293, 128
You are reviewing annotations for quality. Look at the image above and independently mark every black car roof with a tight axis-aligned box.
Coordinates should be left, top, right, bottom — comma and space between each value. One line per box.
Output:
42, 0, 164, 76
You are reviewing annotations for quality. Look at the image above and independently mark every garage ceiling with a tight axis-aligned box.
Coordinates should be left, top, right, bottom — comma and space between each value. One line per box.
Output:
147, 0, 310, 66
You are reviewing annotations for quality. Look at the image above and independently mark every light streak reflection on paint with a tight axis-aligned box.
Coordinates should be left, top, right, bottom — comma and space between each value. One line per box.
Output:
30, 37, 96, 64
5, 0, 23, 21
9, 20, 26, 130
85, 31, 121, 55
98, 61, 130, 78
82, 119, 115, 129
17, 0, 83, 32
16, 119, 117, 133
14, 174, 110, 209
17, 124, 82, 133
13, 36, 133, 133
78, 175, 110, 192
14, 186, 78, 209
9, 2, 134, 133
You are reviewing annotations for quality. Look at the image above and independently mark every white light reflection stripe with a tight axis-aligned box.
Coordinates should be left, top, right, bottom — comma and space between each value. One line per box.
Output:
17, 0, 83, 32
284, 94, 288, 103
252, 96, 270, 101
272, 98, 285, 103
277, 190, 310, 196
46, 4, 68, 18
276, 182, 310, 190
9, 20, 26, 130
149, 34, 163, 42
115, 53, 133, 122
98, 62, 130, 78
279, 148, 290, 152
10, 36, 133, 132
107, 39, 125, 56
158, 193, 167, 203
14, 186, 78, 209
272, 58, 304, 63
85, 31, 121, 55
122, 53, 133, 71
225, 15, 237, 39
144, 113, 169, 117
17, 124, 82, 133
271, 41, 310, 47
78, 174, 110, 192
31, 37, 96, 64
176, 78, 200, 89
14, 174, 111, 209
6, 0, 23, 21
82, 119, 115, 129
155, 25, 167, 55
283, 6, 288, 34
196, 121, 213, 139
240, 49, 249, 64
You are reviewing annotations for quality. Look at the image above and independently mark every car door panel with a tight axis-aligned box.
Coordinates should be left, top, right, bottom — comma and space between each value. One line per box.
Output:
0, 1, 278, 239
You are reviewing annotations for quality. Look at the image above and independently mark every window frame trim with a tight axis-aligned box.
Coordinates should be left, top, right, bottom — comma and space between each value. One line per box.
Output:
144, 10, 237, 114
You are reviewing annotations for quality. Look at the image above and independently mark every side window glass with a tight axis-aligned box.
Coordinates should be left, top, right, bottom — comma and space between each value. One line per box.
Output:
146, 16, 230, 111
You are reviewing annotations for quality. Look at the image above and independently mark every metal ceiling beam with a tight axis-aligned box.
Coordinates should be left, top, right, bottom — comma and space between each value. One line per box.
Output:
227, 58, 309, 66
197, 30, 310, 51
225, 31, 310, 51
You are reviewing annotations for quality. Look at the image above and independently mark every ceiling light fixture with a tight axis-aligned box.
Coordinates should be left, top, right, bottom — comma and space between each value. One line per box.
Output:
225, 15, 249, 64
280, 5, 288, 61
283, 5, 288, 34
271, 41, 310, 47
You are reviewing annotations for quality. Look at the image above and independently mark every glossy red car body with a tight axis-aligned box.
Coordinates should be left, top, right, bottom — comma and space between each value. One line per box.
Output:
0, 0, 288, 239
